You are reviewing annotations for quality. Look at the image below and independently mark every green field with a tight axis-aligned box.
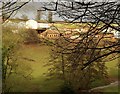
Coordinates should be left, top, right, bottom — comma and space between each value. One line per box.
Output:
102, 59, 119, 92
102, 85, 119, 93
106, 59, 118, 81
10, 44, 118, 92
11, 44, 63, 92
96, 59, 119, 93
3, 20, 119, 92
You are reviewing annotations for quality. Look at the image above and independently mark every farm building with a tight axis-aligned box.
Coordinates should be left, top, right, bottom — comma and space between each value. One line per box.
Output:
26, 20, 51, 34
38, 29, 60, 39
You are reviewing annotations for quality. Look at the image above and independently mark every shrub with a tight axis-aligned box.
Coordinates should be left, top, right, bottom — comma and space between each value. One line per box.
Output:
23, 29, 41, 44
60, 83, 76, 94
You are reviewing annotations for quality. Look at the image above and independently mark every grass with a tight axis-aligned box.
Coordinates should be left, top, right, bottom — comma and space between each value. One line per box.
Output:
20, 44, 50, 77
12, 44, 63, 92
106, 59, 118, 80
102, 85, 119, 92
92, 58, 119, 93
2, 23, 63, 92
19, 44, 119, 92
101, 58, 119, 93
3, 20, 119, 92
92, 83, 119, 93
54, 23, 80, 29
95, 85, 119, 93
9, 44, 119, 92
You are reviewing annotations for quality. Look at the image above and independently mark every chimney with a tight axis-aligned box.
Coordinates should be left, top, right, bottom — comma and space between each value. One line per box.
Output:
37, 10, 41, 21
48, 11, 52, 23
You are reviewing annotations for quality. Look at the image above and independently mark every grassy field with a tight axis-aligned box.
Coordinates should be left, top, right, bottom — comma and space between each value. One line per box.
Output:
90, 58, 119, 93
3, 19, 119, 92
102, 59, 119, 92
11, 44, 118, 92
101, 85, 119, 93
13, 44, 63, 92
106, 59, 118, 81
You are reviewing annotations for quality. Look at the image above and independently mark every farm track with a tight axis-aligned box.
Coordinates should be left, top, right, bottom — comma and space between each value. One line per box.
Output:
89, 81, 119, 92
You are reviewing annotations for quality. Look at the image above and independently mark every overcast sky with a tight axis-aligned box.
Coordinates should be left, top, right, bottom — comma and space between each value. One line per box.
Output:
13, 2, 63, 21
12, 0, 119, 21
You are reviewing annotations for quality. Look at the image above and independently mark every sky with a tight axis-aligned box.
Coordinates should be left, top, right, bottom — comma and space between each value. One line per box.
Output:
13, 2, 63, 21
12, 0, 119, 21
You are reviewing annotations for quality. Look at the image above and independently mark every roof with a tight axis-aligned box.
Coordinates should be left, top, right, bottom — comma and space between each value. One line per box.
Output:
45, 29, 60, 34
38, 23, 51, 28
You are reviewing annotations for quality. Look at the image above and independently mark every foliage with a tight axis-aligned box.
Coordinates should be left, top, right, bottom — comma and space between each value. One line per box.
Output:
45, 36, 109, 93
2, 26, 32, 92
60, 82, 76, 94
1, 1, 30, 22
43, 1, 120, 68
23, 29, 41, 44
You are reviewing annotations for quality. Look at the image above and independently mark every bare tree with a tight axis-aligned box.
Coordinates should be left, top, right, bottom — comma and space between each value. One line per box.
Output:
46, 35, 109, 92
2, 26, 33, 92
1, 0, 30, 22
43, 1, 120, 93
42, 1, 120, 69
